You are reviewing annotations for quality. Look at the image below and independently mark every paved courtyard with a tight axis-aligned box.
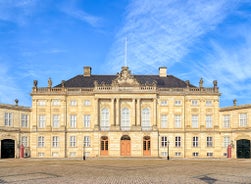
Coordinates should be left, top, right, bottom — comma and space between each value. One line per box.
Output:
0, 158, 251, 184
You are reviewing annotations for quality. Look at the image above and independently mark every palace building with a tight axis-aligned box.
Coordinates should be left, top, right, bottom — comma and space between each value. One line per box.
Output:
0, 66, 250, 159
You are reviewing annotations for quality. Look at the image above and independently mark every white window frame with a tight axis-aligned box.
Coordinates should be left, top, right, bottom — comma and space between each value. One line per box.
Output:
38, 136, 45, 147
52, 136, 59, 148
160, 114, 168, 128
192, 115, 199, 128
174, 100, 182, 106
70, 100, 77, 106
83, 136, 90, 147
223, 115, 230, 128
83, 115, 91, 128
52, 114, 60, 128
142, 108, 151, 130
21, 136, 28, 147
206, 100, 212, 106
206, 115, 213, 128
84, 100, 91, 106
207, 136, 213, 147
191, 100, 198, 106
174, 115, 181, 128
100, 108, 110, 130
121, 108, 130, 130
161, 136, 167, 147
52, 99, 60, 106
175, 136, 181, 147
37, 100, 46, 106
223, 136, 230, 148
160, 100, 168, 106
192, 136, 199, 147
70, 136, 76, 147
21, 114, 28, 128
4, 112, 13, 126
239, 113, 247, 127
70, 115, 77, 128
38, 115, 46, 128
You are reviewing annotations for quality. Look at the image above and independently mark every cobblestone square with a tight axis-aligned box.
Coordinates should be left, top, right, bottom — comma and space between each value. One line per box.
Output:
0, 159, 251, 183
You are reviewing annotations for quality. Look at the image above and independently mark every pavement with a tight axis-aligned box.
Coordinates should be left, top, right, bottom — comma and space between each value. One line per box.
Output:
0, 158, 251, 183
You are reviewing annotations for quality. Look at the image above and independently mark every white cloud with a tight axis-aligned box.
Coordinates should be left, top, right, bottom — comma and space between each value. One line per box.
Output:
105, 0, 236, 73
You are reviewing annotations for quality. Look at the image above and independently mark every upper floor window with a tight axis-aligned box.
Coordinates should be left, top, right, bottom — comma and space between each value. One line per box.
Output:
70, 100, 77, 106
207, 136, 213, 147
38, 136, 45, 147
160, 100, 168, 106
223, 115, 230, 128
174, 115, 181, 128
52, 115, 60, 128
70, 115, 77, 128
37, 100, 46, 106
21, 114, 28, 128
239, 113, 247, 127
174, 100, 182, 106
175, 136, 181, 147
206, 115, 213, 128
52, 136, 59, 148
191, 100, 198, 106
192, 136, 199, 147
38, 115, 46, 128
52, 99, 60, 106
21, 136, 28, 147
4, 112, 13, 126
206, 100, 212, 106
83, 115, 91, 128
142, 108, 151, 130
100, 108, 110, 130
161, 136, 167, 147
160, 115, 168, 128
84, 100, 91, 106
192, 115, 199, 128
121, 108, 130, 130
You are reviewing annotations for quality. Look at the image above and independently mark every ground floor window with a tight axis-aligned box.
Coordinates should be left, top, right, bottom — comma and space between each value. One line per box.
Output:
193, 152, 199, 157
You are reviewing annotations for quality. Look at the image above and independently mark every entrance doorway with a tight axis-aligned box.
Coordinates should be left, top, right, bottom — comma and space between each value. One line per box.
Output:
237, 139, 250, 158
1, 139, 15, 159
100, 136, 108, 156
121, 135, 131, 156
143, 136, 151, 156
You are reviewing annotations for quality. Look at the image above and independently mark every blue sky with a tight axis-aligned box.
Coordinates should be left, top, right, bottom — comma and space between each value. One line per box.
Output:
0, 0, 251, 107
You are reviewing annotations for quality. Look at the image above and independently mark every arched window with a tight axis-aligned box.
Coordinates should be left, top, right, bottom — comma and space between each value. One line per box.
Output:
121, 108, 130, 130
100, 108, 109, 130
142, 108, 150, 130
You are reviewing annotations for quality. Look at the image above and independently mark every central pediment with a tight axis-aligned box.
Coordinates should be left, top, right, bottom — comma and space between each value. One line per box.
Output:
112, 66, 140, 87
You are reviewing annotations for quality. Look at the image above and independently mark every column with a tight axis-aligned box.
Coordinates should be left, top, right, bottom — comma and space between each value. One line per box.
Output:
116, 98, 120, 126
153, 98, 157, 126
111, 98, 115, 126
132, 99, 136, 126
136, 98, 141, 126
94, 98, 99, 126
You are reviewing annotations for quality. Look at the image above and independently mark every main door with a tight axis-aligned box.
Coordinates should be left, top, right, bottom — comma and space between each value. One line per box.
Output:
121, 135, 131, 156
1, 139, 15, 159
143, 136, 151, 156
100, 136, 108, 156
237, 139, 250, 158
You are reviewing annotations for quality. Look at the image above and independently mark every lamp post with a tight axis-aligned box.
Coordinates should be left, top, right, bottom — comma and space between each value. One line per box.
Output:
167, 140, 170, 160
83, 141, 86, 160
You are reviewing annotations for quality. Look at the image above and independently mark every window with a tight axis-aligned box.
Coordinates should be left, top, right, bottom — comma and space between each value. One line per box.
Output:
38, 136, 44, 147
142, 108, 151, 130
70, 136, 76, 147
161, 136, 167, 147
207, 136, 213, 147
160, 100, 168, 106
70, 100, 77, 106
193, 152, 199, 157
174, 100, 182, 106
206, 100, 212, 106
21, 136, 28, 147
161, 152, 167, 157
83, 136, 90, 147
206, 115, 213, 128
83, 115, 91, 128
175, 152, 181, 157
4, 112, 13, 126
52, 100, 60, 106
192, 115, 199, 128
191, 100, 198, 106
223, 136, 230, 148
207, 152, 213, 157
100, 108, 110, 130
38, 152, 44, 157
239, 113, 247, 127
37, 100, 46, 106
70, 115, 77, 128
52, 115, 60, 128
160, 115, 168, 128
21, 114, 28, 128
192, 136, 199, 147
38, 115, 46, 128
121, 108, 130, 130
175, 136, 181, 147
52, 136, 59, 148
174, 115, 181, 128
84, 100, 91, 106
223, 115, 230, 128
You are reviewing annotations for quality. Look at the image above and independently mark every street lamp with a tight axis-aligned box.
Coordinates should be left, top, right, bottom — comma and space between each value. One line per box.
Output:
83, 141, 86, 160
167, 140, 170, 160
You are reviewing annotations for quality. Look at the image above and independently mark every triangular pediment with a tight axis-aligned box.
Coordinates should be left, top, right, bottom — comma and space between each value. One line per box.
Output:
112, 66, 140, 87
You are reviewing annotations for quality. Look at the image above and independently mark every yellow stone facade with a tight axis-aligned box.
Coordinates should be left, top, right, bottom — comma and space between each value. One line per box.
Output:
0, 66, 250, 159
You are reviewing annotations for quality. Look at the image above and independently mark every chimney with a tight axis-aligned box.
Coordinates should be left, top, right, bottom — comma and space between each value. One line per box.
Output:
159, 67, 167, 77
83, 66, 92, 77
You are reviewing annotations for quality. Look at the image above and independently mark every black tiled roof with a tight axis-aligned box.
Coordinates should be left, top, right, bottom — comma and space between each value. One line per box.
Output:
54, 75, 196, 88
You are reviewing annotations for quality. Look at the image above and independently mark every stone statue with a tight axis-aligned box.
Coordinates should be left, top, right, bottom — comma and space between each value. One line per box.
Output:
48, 78, 52, 88
33, 80, 38, 88
199, 78, 203, 88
